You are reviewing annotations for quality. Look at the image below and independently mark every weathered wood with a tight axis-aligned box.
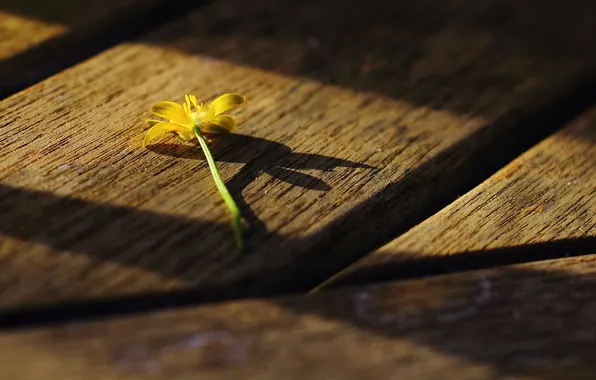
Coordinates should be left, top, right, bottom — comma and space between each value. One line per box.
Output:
0, 0, 206, 98
316, 105, 596, 290
1, 255, 595, 380
1, 0, 596, 310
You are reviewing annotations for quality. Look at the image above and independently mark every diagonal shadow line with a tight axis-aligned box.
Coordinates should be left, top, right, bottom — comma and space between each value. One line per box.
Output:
136, 0, 596, 123
0, 133, 374, 326
2, 259, 594, 379
0, 231, 595, 347
318, 236, 596, 290
246, 76, 596, 295
0, 184, 234, 275
0, 0, 214, 99
146, 134, 374, 171
277, 259, 596, 380
0, 75, 595, 328
0, 2, 594, 372
0, 202, 595, 330
148, 134, 376, 250
0, 134, 372, 288
0, 106, 593, 333
0, 184, 302, 329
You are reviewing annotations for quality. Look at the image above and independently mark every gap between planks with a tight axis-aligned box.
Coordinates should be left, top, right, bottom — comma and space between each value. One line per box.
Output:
2, 96, 596, 330
1, 0, 596, 324
0, 255, 595, 380
0, 0, 213, 99
313, 104, 596, 291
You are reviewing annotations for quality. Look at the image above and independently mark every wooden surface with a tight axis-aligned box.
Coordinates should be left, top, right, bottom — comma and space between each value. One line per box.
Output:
315, 105, 596, 290
0, 0, 595, 377
1, 255, 595, 380
1, 0, 596, 311
0, 0, 206, 98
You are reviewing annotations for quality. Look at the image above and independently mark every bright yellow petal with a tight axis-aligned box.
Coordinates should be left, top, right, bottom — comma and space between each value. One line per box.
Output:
151, 101, 194, 127
143, 122, 188, 147
190, 94, 199, 112
209, 93, 246, 116
202, 115, 238, 133
184, 95, 193, 115
183, 101, 191, 118
144, 119, 162, 130
176, 130, 195, 140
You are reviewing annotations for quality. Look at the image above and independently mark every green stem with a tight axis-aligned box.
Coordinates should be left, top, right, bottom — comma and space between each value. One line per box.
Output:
193, 126, 243, 251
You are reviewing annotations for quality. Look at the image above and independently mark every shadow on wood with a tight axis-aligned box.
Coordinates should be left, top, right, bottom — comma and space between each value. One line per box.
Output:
272, 258, 596, 379
1, 256, 595, 379
0, 78, 594, 310
0, 174, 595, 322
0, 0, 212, 98
4, 0, 596, 116
148, 134, 375, 248
138, 0, 596, 119
317, 237, 596, 289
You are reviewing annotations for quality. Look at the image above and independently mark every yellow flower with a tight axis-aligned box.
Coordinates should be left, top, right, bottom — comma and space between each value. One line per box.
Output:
142, 93, 248, 251
143, 93, 245, 147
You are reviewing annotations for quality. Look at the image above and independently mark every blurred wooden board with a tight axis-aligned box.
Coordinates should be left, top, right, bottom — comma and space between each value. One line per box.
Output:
0, 0, 201, 97
1, 255, 595, 380
316, 105, 596, 289
1, 0, 596, 311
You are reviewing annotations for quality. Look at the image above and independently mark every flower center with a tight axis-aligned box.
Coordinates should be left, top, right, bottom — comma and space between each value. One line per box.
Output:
191, 104, 214, 125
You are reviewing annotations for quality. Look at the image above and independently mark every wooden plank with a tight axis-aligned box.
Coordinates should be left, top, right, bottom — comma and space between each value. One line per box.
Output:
1, 0, 596, 311
0, 0, 205, 98
315, 105, 596, 290
1, 255, 595, 380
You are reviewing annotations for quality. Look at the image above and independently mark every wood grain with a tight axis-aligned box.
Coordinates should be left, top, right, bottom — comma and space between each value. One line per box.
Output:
1, 255, 595, 380
0, 0, 208, 98
316, 105, 596, 290
1, 0, 596, 310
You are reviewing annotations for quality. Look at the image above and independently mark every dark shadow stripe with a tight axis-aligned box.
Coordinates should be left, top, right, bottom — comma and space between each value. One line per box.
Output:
0, 0, 213, 99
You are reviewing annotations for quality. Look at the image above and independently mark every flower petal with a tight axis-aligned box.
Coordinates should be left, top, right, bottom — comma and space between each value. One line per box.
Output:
143, 122, 188, 147
183, 101, 191, 118
202, 115, 238, 133
209, 93, 245, 116
151, 101, 194, 127
144, 119, 162, 130
189, 94, 199, 111
184, 95, 194, 115
177, 130, 195, 140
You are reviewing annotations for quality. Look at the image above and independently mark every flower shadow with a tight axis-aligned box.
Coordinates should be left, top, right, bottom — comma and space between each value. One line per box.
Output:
147, 133, 376, 249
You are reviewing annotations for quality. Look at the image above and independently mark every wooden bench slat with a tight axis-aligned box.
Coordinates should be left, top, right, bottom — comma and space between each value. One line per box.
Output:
316, 105, 596, 289
1, 0, 596, 310
0, 0, 204, 98
2, 255, 595, 380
